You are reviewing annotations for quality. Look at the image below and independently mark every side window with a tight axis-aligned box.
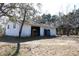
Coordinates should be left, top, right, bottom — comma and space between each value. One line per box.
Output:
7, 25, 9, 29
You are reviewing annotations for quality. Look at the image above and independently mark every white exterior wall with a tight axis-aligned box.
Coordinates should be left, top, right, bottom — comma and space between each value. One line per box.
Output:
5, 22, 20, 36
21, 24, 31, 37
5, 21, 56, 37
40, 27, 44, 36
50, 28, 56, 36
5, 21, 31, 37
40, 27, 56, 36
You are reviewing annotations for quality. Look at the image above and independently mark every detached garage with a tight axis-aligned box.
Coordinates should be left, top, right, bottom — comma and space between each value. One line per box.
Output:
5, 21, 56, 37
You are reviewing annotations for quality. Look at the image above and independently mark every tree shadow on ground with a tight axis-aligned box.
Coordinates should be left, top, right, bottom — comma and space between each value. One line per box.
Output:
0, 36, 57, 43
0, 36, 57, 56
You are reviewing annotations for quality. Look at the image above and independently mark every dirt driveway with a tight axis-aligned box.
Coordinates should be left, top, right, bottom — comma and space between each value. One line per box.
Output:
0, 35, 79, 56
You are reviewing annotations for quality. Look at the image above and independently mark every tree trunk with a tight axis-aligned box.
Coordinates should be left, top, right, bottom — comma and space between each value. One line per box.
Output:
66, 28, 70, 36
0, 3, 4, 10
12, 9, 26, 56
76, 28, 78, 35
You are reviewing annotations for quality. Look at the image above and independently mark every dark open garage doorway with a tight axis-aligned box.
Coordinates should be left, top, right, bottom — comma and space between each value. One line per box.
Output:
31, 26, 40, 36
44, 29, 50, 36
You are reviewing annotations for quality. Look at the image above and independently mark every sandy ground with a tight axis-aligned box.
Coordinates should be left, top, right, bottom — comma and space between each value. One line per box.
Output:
0, 35, 79, 56
19, 35, 79, 56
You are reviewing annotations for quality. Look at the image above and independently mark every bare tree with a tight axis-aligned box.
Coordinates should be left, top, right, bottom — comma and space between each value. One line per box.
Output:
0, 3, 41, 55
